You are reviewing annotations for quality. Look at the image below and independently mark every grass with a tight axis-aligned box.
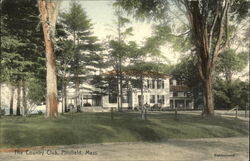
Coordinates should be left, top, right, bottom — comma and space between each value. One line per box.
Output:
0, 111, 248, 148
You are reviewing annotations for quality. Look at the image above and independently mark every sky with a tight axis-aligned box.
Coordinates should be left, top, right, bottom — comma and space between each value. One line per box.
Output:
60, 0, 181, 64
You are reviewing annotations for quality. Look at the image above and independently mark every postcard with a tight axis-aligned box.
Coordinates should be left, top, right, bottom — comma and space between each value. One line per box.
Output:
0, 0, 249, 160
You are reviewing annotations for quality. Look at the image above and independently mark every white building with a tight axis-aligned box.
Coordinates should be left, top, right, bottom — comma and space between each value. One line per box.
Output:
66, 73, 194, 111
169, 79, 194, 109
102, 76, 171, 110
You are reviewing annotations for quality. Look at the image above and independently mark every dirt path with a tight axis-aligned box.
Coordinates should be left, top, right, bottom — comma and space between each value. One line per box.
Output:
0, 137, 248, 161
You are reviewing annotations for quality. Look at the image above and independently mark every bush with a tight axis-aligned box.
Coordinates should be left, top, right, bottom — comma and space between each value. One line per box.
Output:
0, 109, 6, 116
150, 104, 161, 111
37, 110, 43, 115
83, 103, 91, 106
214, 79, 248, 109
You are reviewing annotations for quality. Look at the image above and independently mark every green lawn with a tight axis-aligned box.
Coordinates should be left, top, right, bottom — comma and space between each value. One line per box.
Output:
0, 112, 248, 148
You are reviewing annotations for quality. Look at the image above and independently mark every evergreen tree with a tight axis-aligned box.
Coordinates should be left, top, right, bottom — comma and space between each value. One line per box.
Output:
2, 0, 46, 115
105, 7, 134, 111
59, 1, 103, 108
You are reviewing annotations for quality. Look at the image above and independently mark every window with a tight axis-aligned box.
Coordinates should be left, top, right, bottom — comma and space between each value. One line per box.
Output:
161, 95, 165, 104
173, 92, 178, 97
152, 80, 155, 89
170, 79, 173, 85
109, 94, 117, 103
148, 80, 153, 88
157, 95, 165, 104
150, 95, 155, 103
157, 80, 164, 89
122, 94, 128, 103
157, 80, 160, 89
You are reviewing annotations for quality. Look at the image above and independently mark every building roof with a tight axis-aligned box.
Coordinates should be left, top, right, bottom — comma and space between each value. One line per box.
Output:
104, 70, 172, 79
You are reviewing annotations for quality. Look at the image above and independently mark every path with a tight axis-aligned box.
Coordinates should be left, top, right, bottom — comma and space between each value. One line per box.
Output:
0, 137, 248, 161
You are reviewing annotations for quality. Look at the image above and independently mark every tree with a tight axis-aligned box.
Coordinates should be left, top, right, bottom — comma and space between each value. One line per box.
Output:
1, 10, 26, 115
216, 49, 248, 82
214, 79, 248, 109
54, 22, 73, 113
60, 1, 102, 109
115, 0, 249, 116
125, 61, 169, 119
26, 78, 46, 105
213, 49, 248, 109
122, 38, 169, 119
105, 7, 134, 111
171, 55, 203, 109
60, 1, 90, 108
171, 49, 248, 109
38, 0, 61, 117
2, 0, 46, 116
56, 39, 74, 112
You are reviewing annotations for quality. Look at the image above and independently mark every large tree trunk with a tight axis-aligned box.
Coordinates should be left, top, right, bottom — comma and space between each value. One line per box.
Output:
186, 0, 230, 116
9, 85, 14, 115
39, 0, 58, 117
22, 80, 27, 115
202, 77, 214, 116
16, 82, 21, 116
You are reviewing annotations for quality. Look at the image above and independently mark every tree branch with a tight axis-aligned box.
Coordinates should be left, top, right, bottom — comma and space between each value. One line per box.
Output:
197, 58, 206, 83
208, 1, 219, 54
218, 0, 231, 53
210, 0, 230, 74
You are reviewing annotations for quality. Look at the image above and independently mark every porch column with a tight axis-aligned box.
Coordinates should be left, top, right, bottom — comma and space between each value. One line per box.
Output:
81, 95, 83, 107
184, 98, 187, 109
173, 99, 175, 109
91, 94, 93, 107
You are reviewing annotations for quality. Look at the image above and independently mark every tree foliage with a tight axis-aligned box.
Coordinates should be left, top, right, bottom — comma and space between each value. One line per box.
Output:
214, 79, 248, 109
115, 0, 249, 116
1, 0, 46, 115
216, 49, 248, 81
58, 1, 103, 108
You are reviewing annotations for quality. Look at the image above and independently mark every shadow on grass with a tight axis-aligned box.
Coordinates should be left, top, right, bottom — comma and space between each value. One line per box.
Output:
0, 111, 248, 148
146, 112, 248, 136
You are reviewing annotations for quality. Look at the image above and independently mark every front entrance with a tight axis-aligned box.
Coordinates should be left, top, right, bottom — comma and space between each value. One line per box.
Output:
127, 91, 133, 108
81, 95, 102, 107
92, 95, 102, 106
170, 99, 184, 109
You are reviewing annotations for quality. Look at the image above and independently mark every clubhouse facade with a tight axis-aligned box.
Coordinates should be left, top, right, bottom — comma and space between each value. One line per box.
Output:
66, 72, 194, 111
